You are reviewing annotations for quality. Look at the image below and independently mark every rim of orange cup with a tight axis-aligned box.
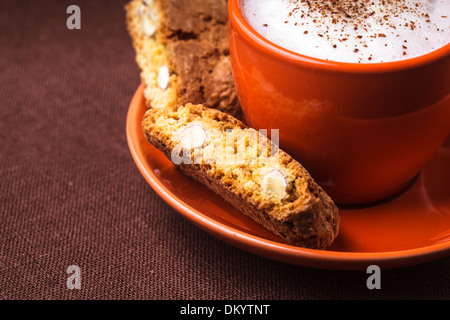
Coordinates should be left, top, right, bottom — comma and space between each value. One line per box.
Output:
229, 0, 450, 74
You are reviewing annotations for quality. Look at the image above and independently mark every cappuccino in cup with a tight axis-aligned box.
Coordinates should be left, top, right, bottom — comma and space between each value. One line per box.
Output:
242, 0, 450, 63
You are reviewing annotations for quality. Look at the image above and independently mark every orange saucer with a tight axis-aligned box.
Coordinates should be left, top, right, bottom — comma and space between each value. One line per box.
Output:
127, 85, 450, 270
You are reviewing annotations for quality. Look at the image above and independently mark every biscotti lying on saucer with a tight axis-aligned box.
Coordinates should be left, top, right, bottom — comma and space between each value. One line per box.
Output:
142, 104, 340, 250
125, 0, 240, 116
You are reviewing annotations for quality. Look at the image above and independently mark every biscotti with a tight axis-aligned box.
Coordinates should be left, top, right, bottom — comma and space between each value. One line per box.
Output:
142, 104, 340, 250
125, 0, 241, 117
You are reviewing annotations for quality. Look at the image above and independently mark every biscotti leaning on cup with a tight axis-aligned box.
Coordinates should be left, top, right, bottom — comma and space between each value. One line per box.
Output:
125, 0, 241, 117
142, 104, 340, 250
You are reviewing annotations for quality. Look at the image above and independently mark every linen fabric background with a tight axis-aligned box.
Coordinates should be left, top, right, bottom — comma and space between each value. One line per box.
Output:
1, 0, 449, 300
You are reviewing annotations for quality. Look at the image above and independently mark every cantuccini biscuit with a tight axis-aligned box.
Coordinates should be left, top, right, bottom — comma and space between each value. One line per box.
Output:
125, 0, 241, 117
142, 104, 340, 250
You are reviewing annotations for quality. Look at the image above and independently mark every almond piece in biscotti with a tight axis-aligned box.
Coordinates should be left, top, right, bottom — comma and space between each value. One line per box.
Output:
261, 169, 288, 200
177, 124, 207, 149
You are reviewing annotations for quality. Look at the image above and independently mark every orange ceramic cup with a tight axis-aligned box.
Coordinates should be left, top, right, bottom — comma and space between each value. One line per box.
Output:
228, 0, 450, 205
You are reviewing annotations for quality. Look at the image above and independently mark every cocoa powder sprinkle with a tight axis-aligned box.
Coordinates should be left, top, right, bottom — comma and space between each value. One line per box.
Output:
244, 0, 449, 63
282, 0, 443, 60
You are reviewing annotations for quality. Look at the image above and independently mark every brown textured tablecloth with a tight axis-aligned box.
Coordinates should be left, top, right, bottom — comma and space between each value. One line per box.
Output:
1, 0, 449, 300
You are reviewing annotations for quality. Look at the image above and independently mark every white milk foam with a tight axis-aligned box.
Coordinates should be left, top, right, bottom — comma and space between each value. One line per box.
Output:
242, 0, 450, 63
